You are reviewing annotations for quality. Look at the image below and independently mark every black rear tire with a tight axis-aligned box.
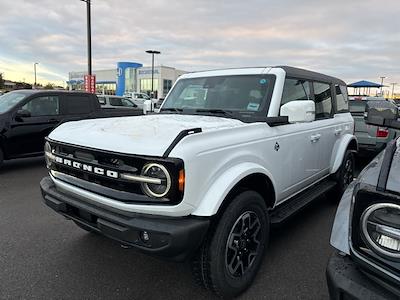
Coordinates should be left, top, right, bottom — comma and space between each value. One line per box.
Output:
191, 190, 269, 299
330, 150, 355, 202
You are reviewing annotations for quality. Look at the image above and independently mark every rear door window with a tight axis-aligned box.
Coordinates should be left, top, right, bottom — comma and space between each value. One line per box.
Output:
335, 85, 349, 113
313, 82, 333, 119
64, 95, 92, 114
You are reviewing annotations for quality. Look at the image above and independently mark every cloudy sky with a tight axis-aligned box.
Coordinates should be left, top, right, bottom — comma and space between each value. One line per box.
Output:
0, 0, 399, 93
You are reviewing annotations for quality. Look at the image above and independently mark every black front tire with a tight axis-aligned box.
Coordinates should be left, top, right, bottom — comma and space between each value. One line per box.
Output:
192, 190, 269, 299
331, 150, 355, 201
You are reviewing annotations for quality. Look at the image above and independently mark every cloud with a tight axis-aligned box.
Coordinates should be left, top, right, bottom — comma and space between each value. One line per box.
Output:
0, 0, 399, 93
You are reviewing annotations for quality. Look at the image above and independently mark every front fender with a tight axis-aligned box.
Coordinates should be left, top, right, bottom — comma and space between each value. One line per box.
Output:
191, 162, 276, 217
330, 180, 357, 254
330, 134, 358, 174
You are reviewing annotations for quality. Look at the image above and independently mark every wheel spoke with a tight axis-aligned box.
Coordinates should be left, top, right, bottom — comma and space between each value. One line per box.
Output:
229, 256, 244, 276
225, 210, 263, 278
227, 247, 238, 266
241, 213, 251, 233
247, 250, 257, 266
228, 233, 241, 251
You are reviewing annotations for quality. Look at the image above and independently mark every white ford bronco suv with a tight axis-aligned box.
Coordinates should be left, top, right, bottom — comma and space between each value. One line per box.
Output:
40, 66, 357, 298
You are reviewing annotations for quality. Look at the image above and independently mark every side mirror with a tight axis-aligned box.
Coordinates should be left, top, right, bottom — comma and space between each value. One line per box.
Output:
280, 100, 315, 123
365, 100, 400, 129
16, 109, 31, 118
143, 100, 153, 114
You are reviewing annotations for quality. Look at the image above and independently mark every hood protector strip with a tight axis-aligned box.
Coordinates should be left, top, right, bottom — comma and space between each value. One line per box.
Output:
162, 128, 202, 158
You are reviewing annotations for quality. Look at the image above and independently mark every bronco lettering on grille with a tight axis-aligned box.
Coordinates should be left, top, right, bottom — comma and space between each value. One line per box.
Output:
54, 156, 119, 179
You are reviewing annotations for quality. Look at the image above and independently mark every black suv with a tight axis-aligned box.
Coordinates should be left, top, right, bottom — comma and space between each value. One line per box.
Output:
327, 101, 400, 299
0, 90, 142, 167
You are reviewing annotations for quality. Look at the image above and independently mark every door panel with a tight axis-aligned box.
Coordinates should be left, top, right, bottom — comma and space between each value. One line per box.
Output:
270, 122, 323, 203
313, 82, 336, 173
7, 95, 61, 157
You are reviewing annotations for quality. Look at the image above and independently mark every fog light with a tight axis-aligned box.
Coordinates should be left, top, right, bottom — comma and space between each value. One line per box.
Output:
377, 234, 400, 251
140, 231, 150, 242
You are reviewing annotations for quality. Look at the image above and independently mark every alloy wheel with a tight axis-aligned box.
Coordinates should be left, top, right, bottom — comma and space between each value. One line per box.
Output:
343, 157, 353, 189
225, 211, 262, 277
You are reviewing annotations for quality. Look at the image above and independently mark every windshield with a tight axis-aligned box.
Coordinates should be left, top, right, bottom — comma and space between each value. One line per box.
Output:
161, 75, 272, 116
0, 92, 29, 113
349, 100, 366, 113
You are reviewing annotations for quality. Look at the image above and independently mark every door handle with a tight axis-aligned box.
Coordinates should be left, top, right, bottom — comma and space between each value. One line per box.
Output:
334, 129, 342, 136
48, 118, 58, 122
310, 134, 321, 143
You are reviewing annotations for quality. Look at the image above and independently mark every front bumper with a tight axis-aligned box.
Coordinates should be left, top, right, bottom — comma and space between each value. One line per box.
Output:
40, 176, 209, 261
326, 251, 399, 299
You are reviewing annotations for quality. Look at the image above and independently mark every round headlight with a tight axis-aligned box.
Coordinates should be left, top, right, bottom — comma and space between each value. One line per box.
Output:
361, 203, 400, 261
141, 163, 171, 198
44, 142, 54, 167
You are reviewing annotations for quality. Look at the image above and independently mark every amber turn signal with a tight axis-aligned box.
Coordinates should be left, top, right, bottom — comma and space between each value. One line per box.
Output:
178, 169, 185, 192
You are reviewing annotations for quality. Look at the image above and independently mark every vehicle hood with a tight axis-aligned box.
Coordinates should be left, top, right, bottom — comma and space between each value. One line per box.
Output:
48, 114, 244, 156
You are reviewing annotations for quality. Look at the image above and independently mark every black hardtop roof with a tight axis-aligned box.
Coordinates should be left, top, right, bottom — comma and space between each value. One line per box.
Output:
276, 66, 347, 86
187, 66, 346, 86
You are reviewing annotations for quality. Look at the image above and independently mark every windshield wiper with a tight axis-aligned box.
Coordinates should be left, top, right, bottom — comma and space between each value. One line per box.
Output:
194, 109, 237, 118
160, 108, 183, 113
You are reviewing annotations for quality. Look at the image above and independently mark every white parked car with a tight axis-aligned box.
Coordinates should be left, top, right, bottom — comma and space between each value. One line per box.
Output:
41, 66, 357, 298
124, 92, 158, 108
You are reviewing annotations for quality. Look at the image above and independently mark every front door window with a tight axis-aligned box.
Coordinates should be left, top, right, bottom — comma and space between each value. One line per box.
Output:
22, 96, 60, 116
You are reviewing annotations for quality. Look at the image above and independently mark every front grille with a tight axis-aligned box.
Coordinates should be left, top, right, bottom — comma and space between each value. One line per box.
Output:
51, 142, 147, 195
47, 140, 184, 204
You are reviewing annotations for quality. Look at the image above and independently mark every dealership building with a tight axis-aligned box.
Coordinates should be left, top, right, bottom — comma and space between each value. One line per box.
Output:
67, 61, 187, 98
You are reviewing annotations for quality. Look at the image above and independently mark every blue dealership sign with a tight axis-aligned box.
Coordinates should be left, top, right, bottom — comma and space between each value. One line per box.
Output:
116, 62, 143, 96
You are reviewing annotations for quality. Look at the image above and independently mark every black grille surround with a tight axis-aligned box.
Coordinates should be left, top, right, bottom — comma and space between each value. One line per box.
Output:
46, 138, 185, 205
350, 186, 400, 285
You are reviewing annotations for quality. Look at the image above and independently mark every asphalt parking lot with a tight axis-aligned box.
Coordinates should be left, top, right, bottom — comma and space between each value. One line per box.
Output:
0, 157, 370, 299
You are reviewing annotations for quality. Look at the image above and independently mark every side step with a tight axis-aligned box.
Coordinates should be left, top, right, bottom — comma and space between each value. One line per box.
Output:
270, 180, 337, 225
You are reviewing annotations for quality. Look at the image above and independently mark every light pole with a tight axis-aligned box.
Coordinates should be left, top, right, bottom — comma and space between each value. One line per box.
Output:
81, 0, 92, 76
145, 50, 161, 98
33, 62, 39, 88
380, 76, 386, 95
391, 83, 397, 99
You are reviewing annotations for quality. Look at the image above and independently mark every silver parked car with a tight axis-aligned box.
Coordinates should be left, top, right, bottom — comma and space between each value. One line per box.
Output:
350, 98, 399, 155
97, 95, 140, 110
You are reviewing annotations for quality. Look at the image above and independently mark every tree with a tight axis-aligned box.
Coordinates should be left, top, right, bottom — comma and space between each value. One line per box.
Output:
0, 73, 4, 89
44, 83, 54, 89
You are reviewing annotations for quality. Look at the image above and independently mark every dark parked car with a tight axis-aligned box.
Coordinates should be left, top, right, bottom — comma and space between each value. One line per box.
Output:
0, 90, 142, 166
327, 101, 400, 299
